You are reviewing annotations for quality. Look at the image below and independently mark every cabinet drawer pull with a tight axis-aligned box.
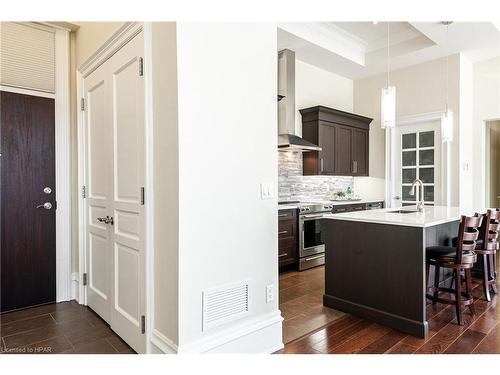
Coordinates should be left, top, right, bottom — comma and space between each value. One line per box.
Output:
279, 253, 288, 258
278, 230, 288, 235
320, 158, 324, 172
278, 214, 288, 217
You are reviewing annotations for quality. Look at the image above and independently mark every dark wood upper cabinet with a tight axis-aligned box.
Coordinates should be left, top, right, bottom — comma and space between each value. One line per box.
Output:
351, 128, 368, 176
301, 106, 372, 176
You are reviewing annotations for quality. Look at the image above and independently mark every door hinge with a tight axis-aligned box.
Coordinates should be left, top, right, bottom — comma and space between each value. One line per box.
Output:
140, 315, 146, 334
140, 187, 145, 205
80, 98, 85, 111
139, 57, 144, 76
82, 273, 88, 286
82, 185, 87, 198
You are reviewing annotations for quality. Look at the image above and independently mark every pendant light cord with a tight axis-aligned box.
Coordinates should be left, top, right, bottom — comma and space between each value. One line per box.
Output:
445, 23, 449, 112
387, 22, 390, 87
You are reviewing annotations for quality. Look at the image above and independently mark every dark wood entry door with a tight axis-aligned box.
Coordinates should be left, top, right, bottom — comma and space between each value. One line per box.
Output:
1, 91, 56, 313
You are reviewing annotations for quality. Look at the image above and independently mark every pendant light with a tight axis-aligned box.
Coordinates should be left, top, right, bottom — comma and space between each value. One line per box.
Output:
441, 21, 453, 143
381, 22, 396, 128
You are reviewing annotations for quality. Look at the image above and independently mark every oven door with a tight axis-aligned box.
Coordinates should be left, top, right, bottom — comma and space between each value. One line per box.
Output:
299, 214, 326, 257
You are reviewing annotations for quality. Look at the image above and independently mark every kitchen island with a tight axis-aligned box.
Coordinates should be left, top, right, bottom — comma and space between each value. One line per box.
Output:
321, 206, 461, 338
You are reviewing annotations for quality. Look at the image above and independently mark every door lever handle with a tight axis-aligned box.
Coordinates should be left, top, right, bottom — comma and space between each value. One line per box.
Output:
97, 216, 114, 225
36, 202, 52, 210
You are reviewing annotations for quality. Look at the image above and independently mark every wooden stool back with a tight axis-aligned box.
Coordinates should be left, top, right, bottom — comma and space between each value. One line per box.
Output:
455, 215, 482, 264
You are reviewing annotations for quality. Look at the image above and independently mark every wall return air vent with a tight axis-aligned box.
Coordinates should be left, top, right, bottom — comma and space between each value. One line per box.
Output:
202, 280, 250, 331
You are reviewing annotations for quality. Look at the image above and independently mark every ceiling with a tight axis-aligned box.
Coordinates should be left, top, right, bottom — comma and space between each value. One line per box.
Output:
277, 22, 500, 79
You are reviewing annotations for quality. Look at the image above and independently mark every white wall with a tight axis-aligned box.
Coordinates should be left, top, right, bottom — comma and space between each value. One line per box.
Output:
295, 59, 353, 135
175, 23, 282, 352
354, 55, 461, 205
472, 57, 500, 208
74, 22, 125, 66
149, 22, 180, 350
459, 55, 474, 212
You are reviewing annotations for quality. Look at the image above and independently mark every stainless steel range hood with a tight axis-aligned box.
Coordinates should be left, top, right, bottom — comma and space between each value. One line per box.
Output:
278, 134, 323, 151
277, 49, 321, 152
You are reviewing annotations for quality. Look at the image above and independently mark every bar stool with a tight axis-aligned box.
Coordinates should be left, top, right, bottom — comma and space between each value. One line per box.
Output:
475, 209, 500, 301
425, 215, 482, 325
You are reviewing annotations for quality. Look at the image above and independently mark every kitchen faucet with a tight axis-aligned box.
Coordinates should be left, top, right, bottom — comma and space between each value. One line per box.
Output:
409, 179, 425, 212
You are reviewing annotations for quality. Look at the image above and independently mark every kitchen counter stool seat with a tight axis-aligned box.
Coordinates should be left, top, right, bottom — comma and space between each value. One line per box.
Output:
425, 215, 482, 325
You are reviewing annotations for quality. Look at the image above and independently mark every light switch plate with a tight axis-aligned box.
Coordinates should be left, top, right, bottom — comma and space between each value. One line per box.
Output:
260, 183, 273, 200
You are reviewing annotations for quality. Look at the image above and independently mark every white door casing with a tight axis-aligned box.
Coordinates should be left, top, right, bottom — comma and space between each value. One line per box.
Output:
83, 31, 145, 353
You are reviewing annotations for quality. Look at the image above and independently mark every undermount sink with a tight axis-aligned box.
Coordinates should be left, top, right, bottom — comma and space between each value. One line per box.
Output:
386, 209, 419, 214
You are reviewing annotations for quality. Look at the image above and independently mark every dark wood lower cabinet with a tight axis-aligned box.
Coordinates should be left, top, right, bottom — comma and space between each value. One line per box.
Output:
278, 209, 298, 268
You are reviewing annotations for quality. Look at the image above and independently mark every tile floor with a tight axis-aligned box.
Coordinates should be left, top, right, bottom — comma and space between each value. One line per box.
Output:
0, 301, 135, 354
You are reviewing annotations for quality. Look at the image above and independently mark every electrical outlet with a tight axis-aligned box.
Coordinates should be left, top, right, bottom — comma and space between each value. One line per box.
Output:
260, 183, 273, 200
266, 284, 274, 303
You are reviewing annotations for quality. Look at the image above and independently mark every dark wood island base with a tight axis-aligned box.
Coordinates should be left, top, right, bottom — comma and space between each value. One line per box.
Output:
322, 218, 460, 338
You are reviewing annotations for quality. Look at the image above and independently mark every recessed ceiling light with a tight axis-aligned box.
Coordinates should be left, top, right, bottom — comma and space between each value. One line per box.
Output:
373, 21, 378, 25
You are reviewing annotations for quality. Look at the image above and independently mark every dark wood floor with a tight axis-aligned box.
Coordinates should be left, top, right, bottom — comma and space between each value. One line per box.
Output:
0, 301, 135, 354
280, 266, 345, 343
281, 273, 500, 354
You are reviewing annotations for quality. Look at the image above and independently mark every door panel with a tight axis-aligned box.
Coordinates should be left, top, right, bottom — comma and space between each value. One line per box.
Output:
83, 31, 145, 353
318, 123, 335, 174
85, 62, 112, 323
108, 32, 145, 354
352, 129, 368, 176
1, 91, 56, 312
334, 125, 352, 175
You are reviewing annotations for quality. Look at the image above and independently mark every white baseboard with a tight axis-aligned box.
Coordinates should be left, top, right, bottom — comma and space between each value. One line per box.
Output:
149, 311, 283, 354
151, 329, 178, 354
71, 272, 79, 302
167, 311, 283, 353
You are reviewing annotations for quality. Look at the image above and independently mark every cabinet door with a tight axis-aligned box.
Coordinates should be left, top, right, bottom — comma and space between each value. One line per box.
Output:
334, 125, 353, 175
318, 123, 335, 174
352, 129, 368, 176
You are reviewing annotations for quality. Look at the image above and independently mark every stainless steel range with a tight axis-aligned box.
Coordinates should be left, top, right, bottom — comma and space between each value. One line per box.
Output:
298, 202, 333, 271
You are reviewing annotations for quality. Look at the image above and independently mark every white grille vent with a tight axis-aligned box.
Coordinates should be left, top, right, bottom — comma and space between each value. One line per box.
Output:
202, 280, 250, 331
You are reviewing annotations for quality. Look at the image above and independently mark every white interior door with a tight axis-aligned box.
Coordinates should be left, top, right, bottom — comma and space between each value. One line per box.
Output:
393, 121, 441, 208
83, 31, 145, 353
108, 32, 145, 354
84, 62, 112, 323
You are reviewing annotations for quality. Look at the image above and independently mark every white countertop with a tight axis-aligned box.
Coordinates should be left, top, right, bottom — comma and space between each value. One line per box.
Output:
323, 205, 462, 228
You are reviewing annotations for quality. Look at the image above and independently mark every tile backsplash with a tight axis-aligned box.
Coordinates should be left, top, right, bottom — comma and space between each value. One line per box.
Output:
278, 151, 353, 201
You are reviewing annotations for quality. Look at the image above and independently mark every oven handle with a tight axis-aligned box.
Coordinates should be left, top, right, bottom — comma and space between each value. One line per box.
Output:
300, 215, 325, 220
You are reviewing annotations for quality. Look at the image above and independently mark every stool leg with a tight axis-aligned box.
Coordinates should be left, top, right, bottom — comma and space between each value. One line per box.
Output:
455, 270, 463, 325
489, 254, 498, 294
433, 266, 440, 304
483, 255, 491, 302
466, 268, 475, 316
